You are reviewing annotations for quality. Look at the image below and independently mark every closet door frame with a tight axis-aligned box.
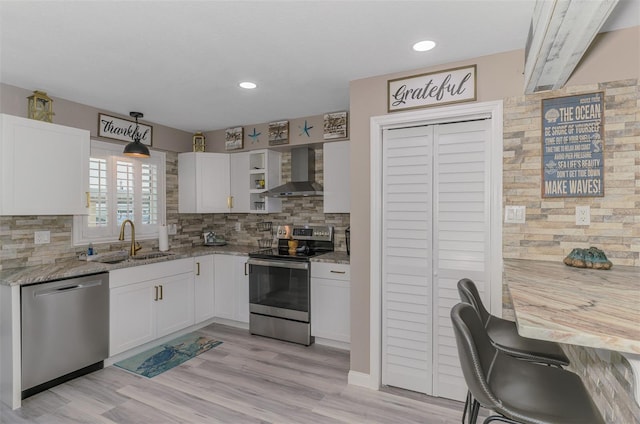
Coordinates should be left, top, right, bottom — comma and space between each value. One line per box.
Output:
369, 100, 503, 391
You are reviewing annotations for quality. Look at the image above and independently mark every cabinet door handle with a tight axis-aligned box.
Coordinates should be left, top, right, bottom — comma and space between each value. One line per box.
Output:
330, 270, 346, 274
227, 196, 234, 209
245, 262, 249, 276
159, 284, 163, 300
196, 262, 200, 276
154, 285, 159, 301
85, 192, 90, 208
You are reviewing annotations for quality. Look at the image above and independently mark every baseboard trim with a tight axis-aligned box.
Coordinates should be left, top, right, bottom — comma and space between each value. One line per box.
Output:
348, 370, 378, 390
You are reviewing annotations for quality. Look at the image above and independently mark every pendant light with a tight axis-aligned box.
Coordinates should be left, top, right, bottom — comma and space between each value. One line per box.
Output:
123, 111, 150, 158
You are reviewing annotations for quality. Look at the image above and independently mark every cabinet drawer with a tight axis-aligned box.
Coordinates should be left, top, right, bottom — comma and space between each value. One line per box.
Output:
109, 258, 193, 288
311, 262, 350, 281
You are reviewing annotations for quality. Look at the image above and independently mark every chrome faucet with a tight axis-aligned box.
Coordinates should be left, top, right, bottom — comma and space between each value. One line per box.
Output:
119, 219, 142, 256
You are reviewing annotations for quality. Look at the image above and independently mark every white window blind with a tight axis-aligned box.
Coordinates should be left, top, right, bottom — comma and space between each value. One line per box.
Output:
74, 140, 166, 245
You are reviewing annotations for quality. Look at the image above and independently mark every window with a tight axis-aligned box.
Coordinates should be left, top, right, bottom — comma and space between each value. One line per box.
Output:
74, 140, 166, 245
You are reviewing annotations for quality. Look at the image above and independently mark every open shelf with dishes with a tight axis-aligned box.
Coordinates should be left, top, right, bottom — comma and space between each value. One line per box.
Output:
248, 149, 282, 214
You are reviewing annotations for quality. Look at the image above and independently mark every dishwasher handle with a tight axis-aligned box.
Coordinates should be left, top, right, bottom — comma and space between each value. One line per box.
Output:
34, 279, 104, 297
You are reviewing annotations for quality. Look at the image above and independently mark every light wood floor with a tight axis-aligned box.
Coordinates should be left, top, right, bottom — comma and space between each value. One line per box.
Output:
1, 324, 471, 423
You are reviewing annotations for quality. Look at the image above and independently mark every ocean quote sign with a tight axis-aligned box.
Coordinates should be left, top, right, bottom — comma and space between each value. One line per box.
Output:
542, 92, 604, 197
387, 65, 476, 112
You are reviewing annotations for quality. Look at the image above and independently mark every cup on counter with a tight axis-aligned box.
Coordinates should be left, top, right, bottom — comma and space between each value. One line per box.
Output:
287, 239, 298, 255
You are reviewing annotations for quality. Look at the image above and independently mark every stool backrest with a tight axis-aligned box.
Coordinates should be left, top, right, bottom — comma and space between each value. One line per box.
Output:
457, 278, 491, 325
450, 302, 502, 409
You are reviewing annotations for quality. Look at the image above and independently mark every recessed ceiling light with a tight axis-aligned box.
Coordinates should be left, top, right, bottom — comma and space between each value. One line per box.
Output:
413, 40, 436, 52
239, 81, 257, 89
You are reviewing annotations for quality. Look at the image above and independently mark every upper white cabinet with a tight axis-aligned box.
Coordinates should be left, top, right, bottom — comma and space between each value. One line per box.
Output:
0, 113, 89, 215
230, 152, 251, 213
179, 149, 281, 214
248, 149, 282, 213
323, 141, 350, 213
178, 152, 231, 213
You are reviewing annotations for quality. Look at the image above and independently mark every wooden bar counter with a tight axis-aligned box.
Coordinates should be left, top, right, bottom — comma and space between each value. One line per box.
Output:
504, 258, 640, 404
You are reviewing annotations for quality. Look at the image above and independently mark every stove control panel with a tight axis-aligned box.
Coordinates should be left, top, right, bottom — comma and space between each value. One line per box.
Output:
276, 225, 333, 241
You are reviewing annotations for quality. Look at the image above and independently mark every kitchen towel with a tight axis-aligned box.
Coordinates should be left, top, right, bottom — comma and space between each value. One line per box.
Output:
158, 225, 169, 251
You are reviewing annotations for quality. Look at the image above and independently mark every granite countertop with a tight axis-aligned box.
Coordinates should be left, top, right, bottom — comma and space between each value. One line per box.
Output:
0, 245, 350, 287
504, 258, 640, 354
311, 251, 350, 265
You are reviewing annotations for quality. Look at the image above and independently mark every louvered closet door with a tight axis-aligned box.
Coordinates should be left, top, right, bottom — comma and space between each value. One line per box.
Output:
381, 126, 434, 394
433, 119, 492, 400
381, 119, 492, 399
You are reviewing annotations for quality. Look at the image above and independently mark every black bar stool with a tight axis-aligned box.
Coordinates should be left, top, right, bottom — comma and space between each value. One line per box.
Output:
451, 302, 604, 424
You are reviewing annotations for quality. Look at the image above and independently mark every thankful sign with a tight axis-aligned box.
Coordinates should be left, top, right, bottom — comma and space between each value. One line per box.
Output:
387, 65, 477, 112
98, 113, 153, 146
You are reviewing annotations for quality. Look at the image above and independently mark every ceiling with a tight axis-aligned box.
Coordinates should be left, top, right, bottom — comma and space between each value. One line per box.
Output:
1, 1, 638, 133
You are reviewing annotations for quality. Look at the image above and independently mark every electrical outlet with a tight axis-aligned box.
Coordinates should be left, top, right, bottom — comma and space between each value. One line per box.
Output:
34, 231, 50, 244
235, 222, 242, 231
576, 206, 590, 226
167, 224, 177, 235
504, 205, 526, 224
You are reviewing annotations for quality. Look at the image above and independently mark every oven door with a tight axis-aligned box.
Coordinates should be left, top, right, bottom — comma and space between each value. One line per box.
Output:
247, 258, 310, 322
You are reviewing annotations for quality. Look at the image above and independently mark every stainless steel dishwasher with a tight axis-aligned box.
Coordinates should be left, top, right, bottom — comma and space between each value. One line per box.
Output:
21, 272, 109, 398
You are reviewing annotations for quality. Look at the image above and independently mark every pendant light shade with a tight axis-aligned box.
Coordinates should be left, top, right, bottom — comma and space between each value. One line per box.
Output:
123, 111, 150, 158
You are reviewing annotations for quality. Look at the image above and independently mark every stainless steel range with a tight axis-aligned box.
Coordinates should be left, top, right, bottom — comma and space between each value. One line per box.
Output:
248, 224, 334, 345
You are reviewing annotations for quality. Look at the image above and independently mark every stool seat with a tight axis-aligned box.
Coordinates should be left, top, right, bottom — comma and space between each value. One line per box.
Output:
458, 278, 569, 367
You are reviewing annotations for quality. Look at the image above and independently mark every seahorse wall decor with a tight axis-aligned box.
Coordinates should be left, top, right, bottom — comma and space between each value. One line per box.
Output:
563, 247, 613, 270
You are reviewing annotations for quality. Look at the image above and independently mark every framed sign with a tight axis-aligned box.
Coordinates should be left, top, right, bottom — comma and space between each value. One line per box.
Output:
268, 120, 289, 146
98, 113, 152, 146
323, 111, 348, 140
225, 126, 244, 151
387, 65, 476, 112
542, 92, 604, 198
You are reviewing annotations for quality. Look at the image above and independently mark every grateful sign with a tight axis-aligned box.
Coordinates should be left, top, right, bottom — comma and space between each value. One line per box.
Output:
387, 65, 476, 112
98, 113, 153, 146
541, 92, 604, 198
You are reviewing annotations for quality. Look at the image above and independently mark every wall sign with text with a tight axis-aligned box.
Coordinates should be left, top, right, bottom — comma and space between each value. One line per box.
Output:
98, 113, 153, 146
542, 92, 604, 198
387, 65, 477, 112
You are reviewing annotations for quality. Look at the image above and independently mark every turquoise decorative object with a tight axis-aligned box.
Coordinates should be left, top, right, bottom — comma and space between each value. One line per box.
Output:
563, 246, 612, 270
114, 332, 222, 378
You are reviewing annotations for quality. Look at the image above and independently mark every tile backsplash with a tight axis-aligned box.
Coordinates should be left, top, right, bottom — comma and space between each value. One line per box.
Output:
0, 148, 349, 271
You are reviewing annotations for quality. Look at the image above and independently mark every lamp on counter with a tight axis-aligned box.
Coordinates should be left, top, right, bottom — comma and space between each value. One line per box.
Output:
123, 111, 150, 158
27, 90, 54, 123
193, 131, 206, 152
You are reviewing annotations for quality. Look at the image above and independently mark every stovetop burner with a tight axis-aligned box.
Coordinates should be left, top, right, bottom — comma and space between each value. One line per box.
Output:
249, 225, 334, 261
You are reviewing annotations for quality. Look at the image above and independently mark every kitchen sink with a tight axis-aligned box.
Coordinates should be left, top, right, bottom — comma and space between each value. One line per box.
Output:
89, 251, 129, 264
130, 251, 176, 260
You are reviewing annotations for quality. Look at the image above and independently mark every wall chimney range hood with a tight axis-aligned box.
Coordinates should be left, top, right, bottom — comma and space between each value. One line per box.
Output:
264, 146, 323, 197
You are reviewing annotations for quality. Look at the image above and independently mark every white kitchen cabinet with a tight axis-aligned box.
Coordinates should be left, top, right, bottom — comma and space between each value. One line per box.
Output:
0, 113, 89, 215
109, 259, 194, 356
214, 254, 249, 324
230, 152, 251, 213
194, 255, 215, 323
323, 140, 350, 213
248, 149, 281, 213
311, 262, 350, 343
178, 152, 231, 213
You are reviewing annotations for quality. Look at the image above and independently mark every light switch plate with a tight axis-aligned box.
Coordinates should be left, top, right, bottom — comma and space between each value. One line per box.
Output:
167, 224, 177, 235
576, 206, 590, 226
505, 205, 526, 224
34, 230, 50, 244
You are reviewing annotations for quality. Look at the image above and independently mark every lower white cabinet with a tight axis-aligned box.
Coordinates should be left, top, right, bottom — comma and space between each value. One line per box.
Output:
109, 259, 194, 356
311, 262, 351, 343
214, 254, 249, 324
194, 255, 215, 323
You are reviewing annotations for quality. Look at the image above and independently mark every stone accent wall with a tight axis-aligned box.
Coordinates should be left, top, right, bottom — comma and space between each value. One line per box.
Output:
502, 79, 640, 424
503, 79, 639, 266
0, 147, 349, 271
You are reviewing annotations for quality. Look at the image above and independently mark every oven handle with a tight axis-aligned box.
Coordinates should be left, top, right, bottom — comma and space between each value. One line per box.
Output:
247, 258, 310, 270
